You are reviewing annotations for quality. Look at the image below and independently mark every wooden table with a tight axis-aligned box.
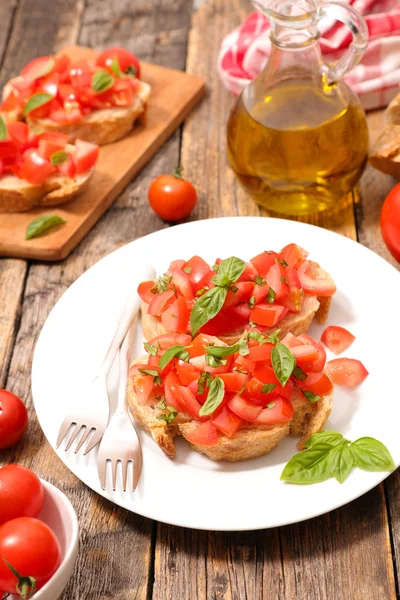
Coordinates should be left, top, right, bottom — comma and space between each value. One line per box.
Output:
0, 1, 398, 599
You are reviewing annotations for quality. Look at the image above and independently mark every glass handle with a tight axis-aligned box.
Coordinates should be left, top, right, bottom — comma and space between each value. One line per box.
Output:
318, 1, 368, 83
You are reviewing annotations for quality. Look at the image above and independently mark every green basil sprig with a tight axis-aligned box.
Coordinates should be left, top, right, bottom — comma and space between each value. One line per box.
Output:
199, 377, 225, 416
190, 257, 245, 334
159, 345, 189, 370
271, 343, 295, 386
92, 70, 114, 93
0, 116, 7, 140
143, 342, 157, 356
50, 151, 69, 166
281, 431, 395, 485
23, 93, 54, 116
25, 215, 66, 240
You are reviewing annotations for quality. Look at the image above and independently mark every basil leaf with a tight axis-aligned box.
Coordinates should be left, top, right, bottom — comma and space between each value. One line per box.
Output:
151, 274, 172, 294
190, 286, 227, 335
138, 367, 162, 385
50, 150, 69, 166
211, 256, 245, 287
266, 401, 276, 409
159, 345, 187, 370
92, 70, 114, 93
206, 343, 238, 358
292, 365, 307, 380
144, 342, 158, 357
278, 258, 288, 267
301, 390, 320, 403
249, 296, 255, 308
280, 443, 336, 484
248, 331, 265, 344
261, 383, 276, 394
238, 339, 249, 356
266, 288, 276, 303
351, 437, 395, 472
110, 55, 123, 78
254, 275, 266, 286
271, 343, 295, 386
0, 116, 7, 140
304, 430, 344, 449
23, 92, 54, 116
197, 371, 212, 394
266, 329, 280, 344
156, 400, 166, 409
25, 215, 66, 240
199, 377, 225, 416
183, 266, 192, 274
329, 442, 354, 484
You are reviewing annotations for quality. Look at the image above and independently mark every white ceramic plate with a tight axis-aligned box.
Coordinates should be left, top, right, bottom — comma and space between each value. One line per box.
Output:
32, 217, 400, 531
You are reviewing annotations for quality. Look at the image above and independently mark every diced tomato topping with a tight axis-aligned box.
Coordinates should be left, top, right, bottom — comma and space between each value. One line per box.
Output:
280, 243, 308, 268
247, 343, 273, 362
187, 333, 224, 358
280, 332, 303, 348
296, 372, 333, 396
74, 139, 99, 174
254, 398, 293, 425
185, 421, 219, 447
190, 354, 233, 375
321, 326, 356, 355
0, 140, 19, 160
1, 90, 20, 112
250, 304, 288, 327
170, 269, 195, 300
228, 395, 263, 422
233, 355, 256, 373
218, 372, 248, 392
252, 363, 294, 399
57, 154, 76, 178
137, 281, 156, 304
148, 290, 175, 316
175, 359, 200, 385
175, 386, 204, 420
253, 282, 273, 304
168, 259, 185, 271
250, 251, 277, 277
242, 377, 279, 406
265, 263, 289, 299
238, 261, 258, 282
149, 333, 192, 352
212, 406, 243, 437
129, 365, 155, 406
7, 122, 30, 146
325, 359, 368, 388
18, 149, 56, 184
163, 372, 184, 411
290, 344, 318, 369
21, 56, 55, 81
38, 138, 66, 160
161, 298, 189, 333
183, 256, 211, 286
297, 261, 336, 296
297, 334, 326, 372
224, 282, 254, 308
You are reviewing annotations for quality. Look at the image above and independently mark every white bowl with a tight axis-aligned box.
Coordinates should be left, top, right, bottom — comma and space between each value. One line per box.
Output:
10, 479, 79, 600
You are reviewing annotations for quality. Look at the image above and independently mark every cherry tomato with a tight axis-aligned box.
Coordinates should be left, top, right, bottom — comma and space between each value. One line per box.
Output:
325, 358, 369, 388
0, 465, 44, 526
380, 183, 400, 263
0, 390, 28, 450
148, 168, 197, 221
0, 517, 61, 594
96, 47, 141, 79
321, 325, 356, 355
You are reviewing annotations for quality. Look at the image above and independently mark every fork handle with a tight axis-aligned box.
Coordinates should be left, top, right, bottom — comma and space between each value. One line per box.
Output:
99, 264, 156, 380
116, 322, 135, 414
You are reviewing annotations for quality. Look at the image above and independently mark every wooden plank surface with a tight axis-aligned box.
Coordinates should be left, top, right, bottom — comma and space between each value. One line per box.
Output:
0, 0, 399, 599
0, 47, 204, 261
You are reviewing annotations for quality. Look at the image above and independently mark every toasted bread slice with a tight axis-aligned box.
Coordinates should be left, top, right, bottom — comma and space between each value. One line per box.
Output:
141, 261, 334, 345
128, 357, 333, 462
3, 78, 151, 146
0, 167, 93, 213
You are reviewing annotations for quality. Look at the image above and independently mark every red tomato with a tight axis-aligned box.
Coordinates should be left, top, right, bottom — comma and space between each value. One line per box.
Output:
247, 343, 273, 362
96, 47, 141, 78
170, 269, 195, 300
187, 379, 208, 404
185, 421, 219, 447
21, 56, 55, 81
280, 243, 308, 268
237, 261, 258, 282
228, 395, 262, 422
19, 149, 56, 184
38, 131, 69, 146
137, 280, 156, 304
149, 333, 192, 352
0, 465, 44, 525
38, 138, 66, 160
129, 373, 155, 405
224, 282, 254, 308
290, 344, 318, 370
252, 363, 294, 399
190, 354, 233, 375
279, 289, 303, 313
164, 372, 184, 411
0, 390, 28, 450
250, 304, 288, 327
0, 517, 61, 594
175, 360, 199, 385
148, 170, 197, 222
219, 372, 248, 392
212, 406, 243, 437
0, 140, 18, 160
297, 334, 326, 372
265, 263, 289, 299
250, 251, 277, 276
325, 358, 369, 388
188, 333, 223, 358
321, 325, 356, 355
1, 90, 20, 112
380, 183, 400, 263
200, 308, 244, 336
254, 397, 293, 424
148, 290, 175, 316
168, 259, 185, 271
161, 298, 189, 333
233, 355, 256, 373
7, 122, 30, 146
297, 261, 336, 296
253, 282, 273, 304
281, 332, 302, 348
296, 373, 333, 396
73, 139, 99, 174
57, 154, 76, 178
183, 256, 211, 287
175, 386, 203, 420
242, 377, 279, 406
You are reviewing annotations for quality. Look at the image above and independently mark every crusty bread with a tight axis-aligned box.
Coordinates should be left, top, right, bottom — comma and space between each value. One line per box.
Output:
3, 78, 151, 146
128, 357, 333, 462
0, 168, 93, 213
141, 262, 334, 345
369, 125, 400, 179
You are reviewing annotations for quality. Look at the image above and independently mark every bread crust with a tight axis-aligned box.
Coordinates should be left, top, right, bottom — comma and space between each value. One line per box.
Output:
128, 357, 333, 461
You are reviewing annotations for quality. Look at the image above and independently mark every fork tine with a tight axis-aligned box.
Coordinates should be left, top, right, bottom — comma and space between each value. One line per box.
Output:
111, 460, 118, 491
83, 429, 103, 455
56, 419, 75, 448
121, 461, 130, 492
64, 423, 84, 451
97, 459, 107, 490
133, 451, 142, 491
74, 426, 95, 454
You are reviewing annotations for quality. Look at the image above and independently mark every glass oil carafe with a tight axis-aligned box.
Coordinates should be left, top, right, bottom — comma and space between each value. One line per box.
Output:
226, 0, 369, 215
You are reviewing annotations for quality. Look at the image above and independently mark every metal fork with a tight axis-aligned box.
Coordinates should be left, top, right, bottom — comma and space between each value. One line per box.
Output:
56, 264, 155, 455
97, 322, 142, 491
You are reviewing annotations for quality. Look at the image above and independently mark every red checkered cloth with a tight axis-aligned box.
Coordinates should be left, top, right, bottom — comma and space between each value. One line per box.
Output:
218, 0, 400, 110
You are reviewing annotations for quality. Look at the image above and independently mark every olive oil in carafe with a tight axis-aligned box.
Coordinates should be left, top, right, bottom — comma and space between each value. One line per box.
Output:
227, 79, 369, 215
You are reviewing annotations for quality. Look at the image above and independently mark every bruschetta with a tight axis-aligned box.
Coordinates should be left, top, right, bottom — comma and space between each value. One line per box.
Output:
0, 120, 98, 212
128, 329, 333, 461
137, 247, 335, 345
1, 48, 150, 146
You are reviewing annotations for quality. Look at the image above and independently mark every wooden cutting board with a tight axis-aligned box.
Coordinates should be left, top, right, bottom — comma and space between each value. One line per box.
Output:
0, 46, 205, 261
